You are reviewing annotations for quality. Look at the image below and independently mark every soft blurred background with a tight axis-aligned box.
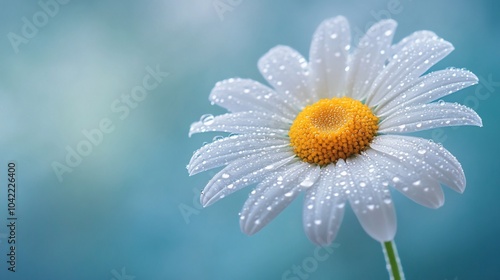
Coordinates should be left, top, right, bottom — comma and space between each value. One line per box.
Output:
0, 0, 498, 279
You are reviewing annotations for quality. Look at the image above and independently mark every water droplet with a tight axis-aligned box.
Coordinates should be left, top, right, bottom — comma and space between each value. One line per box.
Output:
359, 181, 367, 187
383, 198, 392, 204
227, 184, 234, 189
307, 204, 314, 210
222, 173, 230, 179
314, 219, 322, 225
264, 164, 274, 170
337, 203, 345, 209
384, 30, 393, 36
200, 114, 215, 125
438, 100, 445, 105
284, 191, 294, 197
240, 215, 245, 220
266, 206, 273, 211
213, 135, 224, 141
300, 178, 314, 187
418, 149, 427, 155
255, 219, 261, 225
416, 123, 422, 128
340, 171, 348, 176
412, 180, 421, 186
330, 33, 338, 39
392, 177, 401, 183
367, 204, 375, 210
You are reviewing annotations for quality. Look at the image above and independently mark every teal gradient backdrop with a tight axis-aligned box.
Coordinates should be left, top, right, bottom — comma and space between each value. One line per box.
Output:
0, 0, 498, 279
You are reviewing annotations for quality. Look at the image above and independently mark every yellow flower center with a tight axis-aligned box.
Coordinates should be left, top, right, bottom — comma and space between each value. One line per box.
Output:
289, 97, 379, 165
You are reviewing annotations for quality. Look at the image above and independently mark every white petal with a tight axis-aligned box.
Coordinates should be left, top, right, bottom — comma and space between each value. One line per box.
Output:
200, 151, 297, 207
338, 158, 396, 242
308, 16, 351, 99
240, 162, 321, 235
188, 133, 289, 176
209, 78, 298, 119
366, 37, 454, 107
378, 102, 482, 133
376, 68, 478, 116
303, 164, 346, 245
347, 20, 397, 100
371, 135, 466, 193
189, 111, 290, 136
258, 46, 311, 109
391, 30, 438, 56
363, 148, 444, 209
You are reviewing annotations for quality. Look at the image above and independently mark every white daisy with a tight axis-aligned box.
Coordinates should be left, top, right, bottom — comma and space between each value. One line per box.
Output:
188, 16, 482, 246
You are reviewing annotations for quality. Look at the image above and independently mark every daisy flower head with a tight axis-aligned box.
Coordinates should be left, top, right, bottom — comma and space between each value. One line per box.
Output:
188, 16, 482, 246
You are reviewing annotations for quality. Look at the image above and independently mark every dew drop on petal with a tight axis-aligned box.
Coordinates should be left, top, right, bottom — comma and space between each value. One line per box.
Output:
284, 191, 294, 197
300, 178, 314, 187
213, 135, 224, 141
200, 114, 214, 125
367, 204, 375, 211
264, 164, 274, 170
222, 173, 230, 179
412, 180, 421, 186
255, 219, 261, 225
314, 219, 322, 225
307, 204, 314, 210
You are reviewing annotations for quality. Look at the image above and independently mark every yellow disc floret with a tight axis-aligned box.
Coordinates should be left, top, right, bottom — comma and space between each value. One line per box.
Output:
289, 97, 378, 165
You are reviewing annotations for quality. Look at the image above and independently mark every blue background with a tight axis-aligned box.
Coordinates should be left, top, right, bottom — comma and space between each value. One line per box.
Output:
0, 0, 498, 279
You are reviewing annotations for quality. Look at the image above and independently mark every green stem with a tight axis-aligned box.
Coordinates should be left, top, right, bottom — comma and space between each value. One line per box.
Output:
382, 240, 405, 280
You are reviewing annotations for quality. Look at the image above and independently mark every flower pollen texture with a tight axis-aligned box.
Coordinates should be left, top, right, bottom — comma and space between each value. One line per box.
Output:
289, 97, 378, 165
